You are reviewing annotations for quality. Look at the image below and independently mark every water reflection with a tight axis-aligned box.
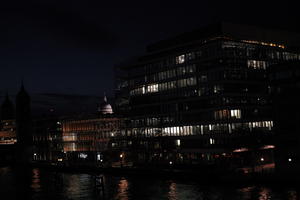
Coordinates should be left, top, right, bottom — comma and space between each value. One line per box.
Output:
258, 188, 272, 200
168, 182, 178, 200
31, 168, 41, 192
115, 178, 129, 200
0, 167, 299, 200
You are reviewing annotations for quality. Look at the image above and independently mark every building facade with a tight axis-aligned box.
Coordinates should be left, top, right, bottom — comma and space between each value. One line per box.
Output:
61, 96, 125, 166
32, 117, 63, 163
0, 93, 16, 145
115, 23, 300, 171
269, 62, 300, 175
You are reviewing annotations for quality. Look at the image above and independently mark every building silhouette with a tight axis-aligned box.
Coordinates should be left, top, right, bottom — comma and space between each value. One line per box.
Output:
0, 93, 16, 163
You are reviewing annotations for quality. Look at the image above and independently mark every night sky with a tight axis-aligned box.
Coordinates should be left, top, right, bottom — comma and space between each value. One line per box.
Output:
1, 0, 300, 97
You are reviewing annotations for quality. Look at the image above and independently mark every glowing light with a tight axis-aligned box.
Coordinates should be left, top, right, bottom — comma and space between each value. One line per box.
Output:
79, 153, 88, 159
175, 139, 181, 147
97, 154, 101, 161
242, 40, 285, 49
288, 158, 292, 162
261, 145, 275, 150
169, 161, 173, 165
260, 158, 264, 162
57, 158, 63, 162
120, 154, 123, 158
233, 148, 248, 153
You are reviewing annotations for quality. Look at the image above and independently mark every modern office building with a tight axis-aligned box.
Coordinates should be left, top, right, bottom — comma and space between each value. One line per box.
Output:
115, 22, 300, 171
269, 61, 300, 175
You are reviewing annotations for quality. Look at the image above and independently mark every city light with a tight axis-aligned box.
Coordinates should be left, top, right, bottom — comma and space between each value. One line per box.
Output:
260, 158, 264, 162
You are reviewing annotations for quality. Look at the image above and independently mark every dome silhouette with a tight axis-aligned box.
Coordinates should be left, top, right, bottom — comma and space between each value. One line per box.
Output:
98, 95, 113, 114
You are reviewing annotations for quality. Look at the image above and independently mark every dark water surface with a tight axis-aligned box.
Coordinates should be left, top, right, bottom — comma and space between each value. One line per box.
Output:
0, 167, 299, 200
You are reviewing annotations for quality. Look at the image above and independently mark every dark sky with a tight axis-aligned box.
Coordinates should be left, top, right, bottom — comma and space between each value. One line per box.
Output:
1, 0, 300, 96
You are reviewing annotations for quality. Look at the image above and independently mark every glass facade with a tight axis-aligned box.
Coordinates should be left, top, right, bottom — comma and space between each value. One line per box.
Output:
115, 24, 300, 169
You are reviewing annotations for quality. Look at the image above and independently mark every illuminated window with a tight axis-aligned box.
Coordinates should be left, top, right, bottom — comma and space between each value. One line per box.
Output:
147, 84, 159, 93
209, 138, 215, 145
175, 139, 181, 147
79, 153, 88, 159
130, 86, 146, 96
176, 55, 185, 64
247, 60, 267, 69
230, 109, 241, 119
213, 85, 222, 94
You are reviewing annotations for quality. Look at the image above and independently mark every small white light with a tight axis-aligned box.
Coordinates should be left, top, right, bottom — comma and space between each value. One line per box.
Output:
260, 158, 264, 162
288, 158, 292, 162
120, 154, 123, 158
169, 161, 173, 165
100, 159, 103, 162
33, 153, 37, 156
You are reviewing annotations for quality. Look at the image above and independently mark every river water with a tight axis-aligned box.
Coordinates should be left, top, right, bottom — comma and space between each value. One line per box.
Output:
0, 166, 298, 200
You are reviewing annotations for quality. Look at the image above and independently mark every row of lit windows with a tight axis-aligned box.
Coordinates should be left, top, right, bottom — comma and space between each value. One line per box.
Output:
214, 109, 242, 120
146, 64, 196, 83
175, 52, 196, 64
129, 121, 273, 137
130, 77, 197, 96
63, 121, 119, 132
62, 130, 118, 142
247, 60, 268, 70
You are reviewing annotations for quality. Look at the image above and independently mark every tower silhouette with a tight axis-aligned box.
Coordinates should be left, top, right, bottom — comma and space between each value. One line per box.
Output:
1, 92, 15, 120
15, 83, 33, 164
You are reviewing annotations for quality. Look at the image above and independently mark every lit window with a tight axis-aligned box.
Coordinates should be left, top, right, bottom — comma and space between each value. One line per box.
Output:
230, 109, 241, 119
175, 139, 181, 147
247, 60, 267, 70
79, 153, 88, 159
209, 138, 215, 145
213, 85, 222, 94
147, 84, 159, 93
176, 55, 185, 64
